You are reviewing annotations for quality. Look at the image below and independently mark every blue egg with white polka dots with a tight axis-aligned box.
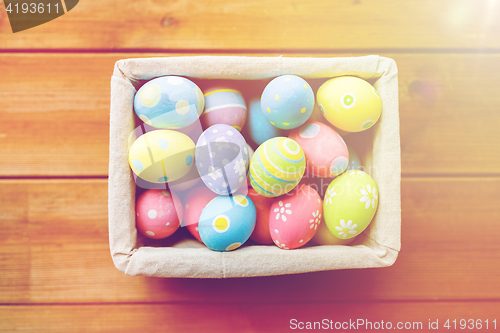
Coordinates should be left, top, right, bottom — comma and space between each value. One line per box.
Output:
199, 195, 256, 251
134, 76, 205, 129
261, 75, 314, 130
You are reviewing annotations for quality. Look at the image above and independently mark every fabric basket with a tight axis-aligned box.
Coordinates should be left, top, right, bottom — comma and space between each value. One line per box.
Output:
108, 55, 400, 278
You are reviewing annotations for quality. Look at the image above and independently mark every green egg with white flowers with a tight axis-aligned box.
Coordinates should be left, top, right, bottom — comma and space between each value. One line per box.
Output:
323, 170, 379, 240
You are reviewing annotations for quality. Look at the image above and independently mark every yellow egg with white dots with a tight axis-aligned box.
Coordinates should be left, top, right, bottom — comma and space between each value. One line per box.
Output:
128, 130, 195, 183
317, 76, 382, 132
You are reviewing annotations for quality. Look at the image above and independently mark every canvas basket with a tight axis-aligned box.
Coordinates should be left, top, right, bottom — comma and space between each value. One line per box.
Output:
108, 55, 401, 278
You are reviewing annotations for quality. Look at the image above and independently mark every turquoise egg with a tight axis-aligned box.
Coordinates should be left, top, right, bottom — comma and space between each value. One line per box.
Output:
198, 195, 256, 251
134, 76, 204, 129
347, 146, 362, 171
261, 75, 314, 130
247, 98, 283, 146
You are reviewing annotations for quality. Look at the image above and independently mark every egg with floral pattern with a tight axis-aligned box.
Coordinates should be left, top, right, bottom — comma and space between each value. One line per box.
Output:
323, 170, 379, 240
269, 184, 322, 250
136, 189, 183, 239
289, 121, 349, 177
261, 75, 314, 130
134, 76, 204, 129
128, 130, 195, 184
317, 76, 382, 132
198, 194, 256, 251
195, 124, 249, 195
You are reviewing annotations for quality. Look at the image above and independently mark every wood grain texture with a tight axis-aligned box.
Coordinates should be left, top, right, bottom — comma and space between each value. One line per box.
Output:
0, 0, 499, 50
1, 178, 499, 304
1, 53, 500, 176
1, 302, 499, 332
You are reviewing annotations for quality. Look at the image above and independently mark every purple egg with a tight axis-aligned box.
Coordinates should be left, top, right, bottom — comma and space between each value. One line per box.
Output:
195, 124, 249, 195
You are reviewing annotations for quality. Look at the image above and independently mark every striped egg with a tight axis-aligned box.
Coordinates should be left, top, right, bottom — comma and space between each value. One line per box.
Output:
249, 137, 306, 197
201, 88, 247, 131
134, 76, 204, 129
128, 130, 195, 184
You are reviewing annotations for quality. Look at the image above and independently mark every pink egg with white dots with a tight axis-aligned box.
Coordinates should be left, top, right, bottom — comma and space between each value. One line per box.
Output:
183, 186, 217, 242
269, 184, 322, 249
289, 121, 349, 178
136, 189, 183, 239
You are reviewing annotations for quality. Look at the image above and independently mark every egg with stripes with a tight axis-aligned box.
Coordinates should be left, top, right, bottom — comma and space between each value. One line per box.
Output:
249, 137, 306, 197
195, 124, 249, 195
289, 121, 349, 177
128, 130, 195, 184
134, 76, 204, 129
269, 184, 322, 249
136, 189, 183, 239
198, 194, 256, 251
317, 76, 382, 132
261, 75, 314, 130
201, 88, 247, 131
323, 170, 379, 240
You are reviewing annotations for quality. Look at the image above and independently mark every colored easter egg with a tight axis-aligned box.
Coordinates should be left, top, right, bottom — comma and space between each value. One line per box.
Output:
198, 194, 256, 251
247, 98, 282, 145
128, 130, 195, 184
167, 164, 201, 193
289, 121, 349, 177
247, 188, 274, 244
317, 76, 382, 132
136, 189, 183, 239
183, 186, 218, 242
323, 170, 379, 240
312, 218, 355, 246
245, 143, 255, 188
269, 184, 322, 249
201, 88, 247, 131
261, 75, 314, 130
134, 76, 204, 129
195, 124, 249, 195
249, 137, 306, 197
299, 174, 333, 198
347, 146, 362, 171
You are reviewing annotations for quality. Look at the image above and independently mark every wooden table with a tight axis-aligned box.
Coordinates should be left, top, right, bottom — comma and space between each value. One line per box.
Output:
1, 1, 499, 331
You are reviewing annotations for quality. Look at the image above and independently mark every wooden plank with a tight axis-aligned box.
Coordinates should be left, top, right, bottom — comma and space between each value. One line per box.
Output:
1, 302, 499, 332
0, 178, 499, 303
1, 53, 500, 176
0, 0, 499, 50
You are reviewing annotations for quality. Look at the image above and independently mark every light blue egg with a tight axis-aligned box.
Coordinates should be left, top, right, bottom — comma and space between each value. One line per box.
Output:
347, 146, 362, 170
134, 76, 204, 129
261, 75, 314, 130
247, 98, 282, 145
198, 195, 256, 251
